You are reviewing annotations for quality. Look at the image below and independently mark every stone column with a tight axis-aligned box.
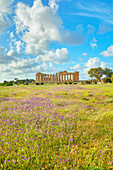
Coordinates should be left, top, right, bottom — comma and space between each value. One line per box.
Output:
41, 75, 43, 82
54, 74, 56, 81
56, 75, 57, 81
54, 75, 56, 81
47, 75, 49, 81
77, 73, 79, 81
56, 74, 57, 81
38, 75, 39, 82
62, 74, 63, 81
69, 74, 71, 81
64, 74, 66, 81
76, 74, 77, 81
52, 74, 54, 81
66, 74, 67, 81
58, 74, 60, 81
41, 75, 42, 82
44, 75, 46, 82
38, 75, 40, 82
73, 74, 75, 81
67, 74, 68, 81
57, 74, 58, 81
50, 74, 52, 81
53, 74, 54, 81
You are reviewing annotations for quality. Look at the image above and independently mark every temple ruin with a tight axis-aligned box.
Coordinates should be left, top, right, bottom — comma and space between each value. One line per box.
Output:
36, 71, 79, 83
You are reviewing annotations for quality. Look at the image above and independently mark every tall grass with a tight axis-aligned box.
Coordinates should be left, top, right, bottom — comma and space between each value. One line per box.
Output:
0, 84, 113, 169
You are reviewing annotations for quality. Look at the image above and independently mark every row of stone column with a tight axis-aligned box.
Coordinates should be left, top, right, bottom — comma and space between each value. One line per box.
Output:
36, 74, 57, 82
57, 74, 73, 81
36, 73, 79, 82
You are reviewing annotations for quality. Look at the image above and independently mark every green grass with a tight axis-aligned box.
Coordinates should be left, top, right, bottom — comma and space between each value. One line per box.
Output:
0, 84, 113, 169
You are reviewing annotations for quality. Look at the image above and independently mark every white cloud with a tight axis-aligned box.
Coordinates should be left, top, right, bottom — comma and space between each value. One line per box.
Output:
76, 1, 113, 24
90, 43, 97, 49
90, 38, 97, 49
98, 24, 113, 34
62, 30, 85, 45
0, 47, 70, 80
76, 24, 83, 32
14, 40, 23, 53
14, 0, 62, 55
79, 57, 84, 61
100, 45, 113, 57
82, 53, 87, 56
85, 57, 103, 68
70, 64, 80, 70
100, 61, 106, 68
38, 48, 70, 64
49, 62, 53, 67
0, 15, 7, 33
48, 0, 59, 9
0, 0, 13, 13
14, 0, 85, 55
10, 32, 14, 38
7, 49, 19, 57
0, 46, 15, 64
8, 57, 36, 69
0, 0, 14, 33
87, 24, 95, 34
92, 38, 97, 43
82, 57, 106, 80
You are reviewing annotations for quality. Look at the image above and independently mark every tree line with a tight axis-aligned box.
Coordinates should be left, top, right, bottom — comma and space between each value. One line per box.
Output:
0, 78, 35, 86
88, 67, 113, 83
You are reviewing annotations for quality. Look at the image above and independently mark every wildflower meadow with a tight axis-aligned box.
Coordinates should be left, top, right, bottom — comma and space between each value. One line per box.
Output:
0, 84, 113, 169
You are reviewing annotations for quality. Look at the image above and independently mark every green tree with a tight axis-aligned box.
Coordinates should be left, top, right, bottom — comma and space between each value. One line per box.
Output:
88, 67, 103, 82
103, 68, 113, 78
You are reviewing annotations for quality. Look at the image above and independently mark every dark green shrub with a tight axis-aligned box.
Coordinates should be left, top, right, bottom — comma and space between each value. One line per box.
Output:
64, 82, 68, 84
25, 82, 29, 85
103, 77, 112, 83
40, 82, 44, 85
35, 82, 39, 85
57, 82, 59, 85
4, 83, 13, 86
84, 80, 91, 84
69, 82, 72, 84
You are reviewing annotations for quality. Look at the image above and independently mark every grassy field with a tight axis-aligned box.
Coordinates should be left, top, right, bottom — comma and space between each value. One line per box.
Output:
0, 84, 113, 169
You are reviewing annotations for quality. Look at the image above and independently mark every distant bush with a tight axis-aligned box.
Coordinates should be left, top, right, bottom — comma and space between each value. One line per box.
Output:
4, 83, 13, 86
57, 82, 59, 85
92, 79, 97, 84
111, 75, 113, 83
40, 82, 44, 85
0, 83, 4, 86
69, 82, 72, 84
103, 77, 112, 83
25, 82, 29, 85
35, 83, 39, 85
64, 82, 68, 84
73, 82, 77, 84
84, 80, 91, 84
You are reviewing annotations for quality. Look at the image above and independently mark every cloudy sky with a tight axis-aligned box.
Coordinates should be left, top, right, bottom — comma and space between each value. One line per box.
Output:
0, 0, 113, 82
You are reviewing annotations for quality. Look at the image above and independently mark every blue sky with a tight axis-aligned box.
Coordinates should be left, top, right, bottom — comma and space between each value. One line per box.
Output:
0, 0, 113, 82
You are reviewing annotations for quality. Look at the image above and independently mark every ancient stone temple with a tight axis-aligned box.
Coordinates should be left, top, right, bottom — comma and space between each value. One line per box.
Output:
36, 71, 79, 83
